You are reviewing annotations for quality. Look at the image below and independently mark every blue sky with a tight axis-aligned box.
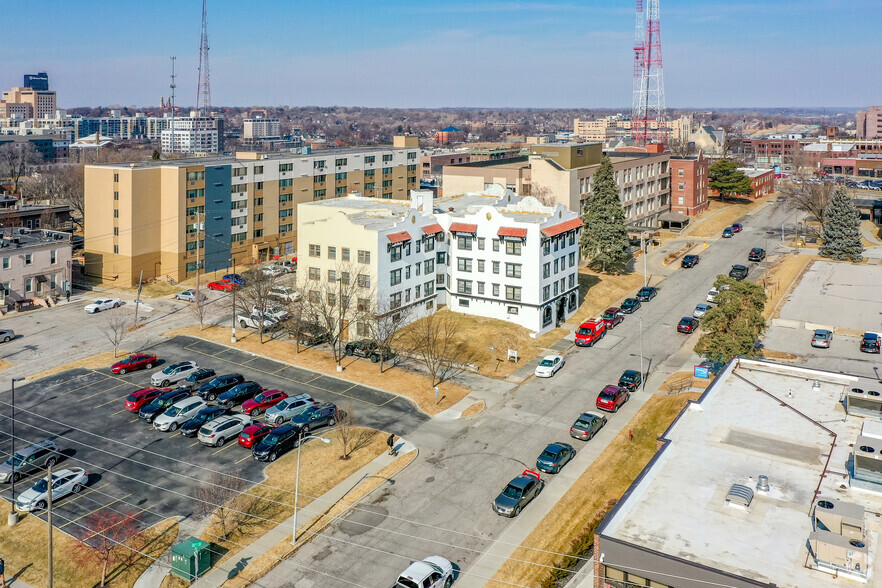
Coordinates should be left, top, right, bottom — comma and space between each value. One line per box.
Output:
5, 0, 880, 109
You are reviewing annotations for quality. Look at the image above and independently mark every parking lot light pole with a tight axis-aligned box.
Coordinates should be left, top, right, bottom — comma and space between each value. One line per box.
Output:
639, 317, 645, 392
8, 377, 24, 527
230, 257, 237, 343
292, 433, 330, 545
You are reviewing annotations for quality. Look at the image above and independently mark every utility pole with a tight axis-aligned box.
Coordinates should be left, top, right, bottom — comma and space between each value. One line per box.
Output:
133, 270, 144, 325
231, 257, 237, 343
337, 276, 344, 371
47, 462, 54, 588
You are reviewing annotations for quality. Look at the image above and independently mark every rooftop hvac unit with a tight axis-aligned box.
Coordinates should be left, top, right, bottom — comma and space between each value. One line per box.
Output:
847, 387, 882, 417
756, 475, 770, 493
725, 483, 754, 509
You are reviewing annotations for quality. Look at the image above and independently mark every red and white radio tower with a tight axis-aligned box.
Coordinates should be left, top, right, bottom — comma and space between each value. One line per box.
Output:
196, 0, 211, 114
631, 0, 668, 146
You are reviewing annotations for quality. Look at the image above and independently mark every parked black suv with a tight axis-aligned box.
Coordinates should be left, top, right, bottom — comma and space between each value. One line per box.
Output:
748, 247, 766, 262
252, 423, 304, 462
217, 381, 263, 408
180, 406, 229, 437
139, 389, 192, 423
728, 265, 749, 281
289, 402, 338, 433
297, 323, 330, 346
617, 370, 643, 392
197, 373, 245, 402
681, 254, 699, 268
344, 340, 392, 363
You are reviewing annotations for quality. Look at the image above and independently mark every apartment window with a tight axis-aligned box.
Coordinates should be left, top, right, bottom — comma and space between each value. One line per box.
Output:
477, 282, 485, 295
231, 216, 247, 226
25, 278, 32, 292
390, 269, 402, 286
543, 285, 550, 301
309, 244, 321, 257
232, 166, 246, 176
391, 246, 402, 262
314, 174, 326, 184
554, 259, 559, 273
364, 182, 375, 191
356, 321, 370, 337
678, 168, 685, 177
113, 245, 119, 254
390, 292, 402, 308
569, 273, 576, 288
364, 156, 375, 164
407, 151, 417, 160
436, 251, 446, 264
308, 267, 320, 280
113, 173, 119, 182
505, 263, 522, 278
279, 209, 292, 218
383, 154, 393, 162
279, 163, 293, 172
113, 191, 119, 201
405, 265, 411, 279
327, 292, 336, 306
424, 259, 435, 273
404, 288, 411, 303
382, 192, 393, 200
328, 246, 336, 260
24, 254, 32, 266
506, 241, 522, 255
255, 197, 264, 205
335, 186, 347, 196
308, 291, 320, 303
457, 258, 473, 272
357, 274, 371, 288
365, 169, 375, 178
187, 188, 205, 199
424, 236, 434, 252
232, 232, 247, 242
253, 229, 263, 238
253, 166, 264, 175
342, 248, 350, 261
678, 182, 685, 190
113, 209, 119, 219
51, 249, 58, 263
415, 263, 421, 276
569, 252, 576, 266
493, 239, 500, 252
457, 280, 472, 295
492, 261, 499, 274
186, 171, 205, 182
341, 272, 350, 285
313, 189, 326, 200
358, 250, 370, 264
382, 179, 393, 188
506, 286, 522, 301
314, 160, 326, 170
357, 298, 370, 312
1, 258, 8, 269
280, 223, 293, 233
459, 299, 469, 307
492, 284, 500, 297
327, 269, 337, 283
477, 260, 485, 272
457, 235, 472, 250
336, 172, 348, 181
543, 241, 550, 255
280, 178, 293, 188
383, 167, 393, 176
254, 213, 264, 222
255, 182, 264, 191
425, 280, 434, 294
335, 158, 348, 167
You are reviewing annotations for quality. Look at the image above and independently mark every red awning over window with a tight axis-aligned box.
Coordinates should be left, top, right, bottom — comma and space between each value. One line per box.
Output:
386, 231, 412, 243
448, 222, 478, 233
497, 226, 527, 238
421, 223, 443, 235
540, 218, 582, 238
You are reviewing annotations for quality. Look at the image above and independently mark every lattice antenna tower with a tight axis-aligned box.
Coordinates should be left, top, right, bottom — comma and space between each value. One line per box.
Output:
196, 0, 211, 114
630, 0, 668, 146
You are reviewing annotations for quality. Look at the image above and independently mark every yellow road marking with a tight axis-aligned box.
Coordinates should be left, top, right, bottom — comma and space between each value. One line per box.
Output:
97, 394, 133, 409
81, 382, 127, 400
59, 490, 131, 529
211, 441, 238, 456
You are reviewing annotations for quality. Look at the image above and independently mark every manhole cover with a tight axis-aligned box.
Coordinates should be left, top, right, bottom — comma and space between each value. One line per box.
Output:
340, 504, 388, 536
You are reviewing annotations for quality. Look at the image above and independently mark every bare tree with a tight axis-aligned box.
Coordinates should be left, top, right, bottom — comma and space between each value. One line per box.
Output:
236, 267, 279, 343
97, 308, 130, 357
301, 262, 371, 363
73, 509, 141, 587
400, 310, 475, 389
779, 152, 833, 225
195, 471, 272, 540
335, 403, 375, 460
369, 298, 414, 373
0, 143, 41, 196
527, 182, 557, 206
669, 138, 696, 158
188, 287, 212, 330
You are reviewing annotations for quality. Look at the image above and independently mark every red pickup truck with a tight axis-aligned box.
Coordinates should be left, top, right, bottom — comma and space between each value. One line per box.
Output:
575, 318, 606, 347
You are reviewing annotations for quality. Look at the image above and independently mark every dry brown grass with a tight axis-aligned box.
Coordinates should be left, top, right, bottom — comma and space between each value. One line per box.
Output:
566, 268, 645, 325
761, 254, 819, 320
222, 450, 418, 588
166, 325, 468, 415
197, 428, 386, 570
658, 370, 710, 392
0, 502, 177, 588
26, 349, 129, 381
687, 202, 751, 238
0, 358, 13, 372
461, 401, 485, 418
486, 392, 701, 588
760, 349, 801, 362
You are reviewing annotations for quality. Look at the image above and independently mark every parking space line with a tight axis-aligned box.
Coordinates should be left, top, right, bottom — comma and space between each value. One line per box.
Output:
235, 453, 253, 464
58, 377, 113, 397
59, 489, 130, 530
111, 408, 129, 416
189, 440, 201, 447
82, 382, 128, 401
211, 443, 238, 456
130, 418, 141, 423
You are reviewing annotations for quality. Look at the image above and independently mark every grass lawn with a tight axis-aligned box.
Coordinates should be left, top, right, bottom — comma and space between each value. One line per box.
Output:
686, 201, 751, 238
566, 268, 645, 326
166, 324, 470, 415
194, 428, 386, 572
486, 392, 701, 588
0, 503, 177, 588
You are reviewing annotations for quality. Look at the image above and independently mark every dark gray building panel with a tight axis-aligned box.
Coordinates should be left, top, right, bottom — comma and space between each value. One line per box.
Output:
203, 164, 231, 273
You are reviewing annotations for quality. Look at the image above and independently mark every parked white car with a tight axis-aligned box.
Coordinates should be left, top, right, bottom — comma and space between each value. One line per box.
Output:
150, 361, 200, 387
268, 286, 301, 302
273, 260, 296, 274
16, 468, 89, 512
693, 303, 712, 318
153, 397, 206, 432
197, 414, 253, 447
394, 556, 454, 588
173, 289, 204, 303
534, 354, 565, 378
84, 298, 122, 313
261, 266, 285, 278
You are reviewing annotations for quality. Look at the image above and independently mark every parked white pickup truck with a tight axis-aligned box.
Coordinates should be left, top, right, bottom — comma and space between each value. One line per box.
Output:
236, 313, 281, 330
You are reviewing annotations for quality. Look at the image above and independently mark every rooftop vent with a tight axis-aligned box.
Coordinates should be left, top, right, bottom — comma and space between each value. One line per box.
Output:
756, 475, 770, 493
725, 483, 754, 509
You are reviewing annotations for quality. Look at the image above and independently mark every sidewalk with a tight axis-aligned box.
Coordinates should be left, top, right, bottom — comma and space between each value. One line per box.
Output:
135, 439, 417, 588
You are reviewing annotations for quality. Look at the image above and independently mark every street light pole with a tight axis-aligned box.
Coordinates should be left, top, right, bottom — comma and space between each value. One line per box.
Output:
336, 276, 343, 371
8, 377, 24, 527
230, 257, 237, 343
641, 232, 648, 287
292, 432, 330, 545
47, 461, 54, 588
639, 316, 645, 392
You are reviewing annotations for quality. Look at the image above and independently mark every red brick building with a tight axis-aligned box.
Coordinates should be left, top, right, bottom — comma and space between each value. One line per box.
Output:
434, 126, 464, 145
669, 153, 709, 216
711, 168, 775, 198
745, 139, 802, 168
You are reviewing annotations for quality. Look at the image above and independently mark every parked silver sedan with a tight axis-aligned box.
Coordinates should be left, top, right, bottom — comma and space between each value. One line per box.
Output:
150, 361, 200, 387
16, 468, 89, 512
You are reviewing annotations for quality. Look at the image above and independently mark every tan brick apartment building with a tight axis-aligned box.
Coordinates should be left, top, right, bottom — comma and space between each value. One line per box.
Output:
669, 153, 709, 216
0, 87, 57, 119
84, 136, 420, 285
857, 106, 882, 139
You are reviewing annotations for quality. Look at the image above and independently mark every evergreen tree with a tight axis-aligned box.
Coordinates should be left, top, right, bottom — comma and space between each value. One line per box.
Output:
708, 159, 753, 201
580, 155, 629, 272
820, 187, 863, 262
694, 276, 766, 364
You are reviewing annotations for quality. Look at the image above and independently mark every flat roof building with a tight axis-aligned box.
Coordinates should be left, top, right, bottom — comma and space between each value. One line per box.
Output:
597, 358, 882, 588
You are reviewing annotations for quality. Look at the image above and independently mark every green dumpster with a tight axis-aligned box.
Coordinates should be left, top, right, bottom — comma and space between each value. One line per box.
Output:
170, 536, 211, 581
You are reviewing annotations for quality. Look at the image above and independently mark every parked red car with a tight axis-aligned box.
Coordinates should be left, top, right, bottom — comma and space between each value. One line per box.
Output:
595, 385, 630, 413
600, 307, 624, 329
238, 423, 274, 448
124, 387, 169, 412
111, 353, 158, 375
241, 390, 288, 417
207, 279, 238, 291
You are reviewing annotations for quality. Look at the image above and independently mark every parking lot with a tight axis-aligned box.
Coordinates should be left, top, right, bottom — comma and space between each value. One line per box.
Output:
0, 335, 428, 539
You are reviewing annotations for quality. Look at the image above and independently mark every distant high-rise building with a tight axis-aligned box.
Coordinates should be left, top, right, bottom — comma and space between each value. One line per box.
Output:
1, 87, 56, 119
857, 107, 882, 140
23, 72, 49, 91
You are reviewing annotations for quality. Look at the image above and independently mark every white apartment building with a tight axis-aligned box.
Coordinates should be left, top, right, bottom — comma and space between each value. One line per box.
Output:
297, 185, 581, 336
161, 116, 222, 154
243, 118, 281, 140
